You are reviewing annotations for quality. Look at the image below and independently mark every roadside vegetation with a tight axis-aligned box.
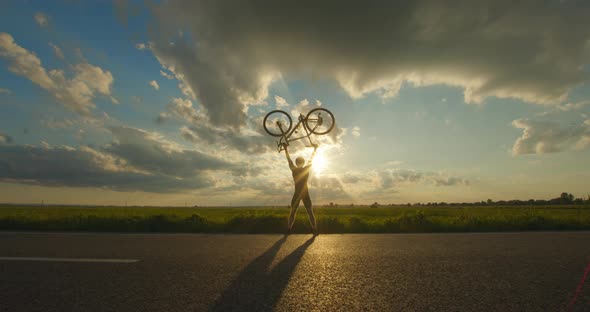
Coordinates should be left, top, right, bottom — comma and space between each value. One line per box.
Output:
1, 205, 589, 234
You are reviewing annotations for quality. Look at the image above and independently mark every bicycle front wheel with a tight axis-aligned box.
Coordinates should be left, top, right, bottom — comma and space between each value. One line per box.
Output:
305, 108, 335, 135
263, 110, 292, 137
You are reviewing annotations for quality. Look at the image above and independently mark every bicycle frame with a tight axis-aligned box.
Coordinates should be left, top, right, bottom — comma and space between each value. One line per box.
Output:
275, 114, 317, 152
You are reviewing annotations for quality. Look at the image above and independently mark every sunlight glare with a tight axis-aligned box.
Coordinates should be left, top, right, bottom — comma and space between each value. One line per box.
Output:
313, 149, 328, 177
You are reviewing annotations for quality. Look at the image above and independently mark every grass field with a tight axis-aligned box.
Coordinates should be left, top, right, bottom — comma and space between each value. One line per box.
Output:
1, 205, 590, 233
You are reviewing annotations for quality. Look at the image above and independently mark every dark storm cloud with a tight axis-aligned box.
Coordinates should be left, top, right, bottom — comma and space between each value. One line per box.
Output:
0, 127, 246, 192
144, 0, 590, 127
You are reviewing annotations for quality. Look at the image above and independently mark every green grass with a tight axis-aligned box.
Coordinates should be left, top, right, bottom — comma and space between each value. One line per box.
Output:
1, 205, 589, 234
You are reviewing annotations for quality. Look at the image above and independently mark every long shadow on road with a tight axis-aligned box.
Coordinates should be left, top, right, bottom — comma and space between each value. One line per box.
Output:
210, 235, 315, 312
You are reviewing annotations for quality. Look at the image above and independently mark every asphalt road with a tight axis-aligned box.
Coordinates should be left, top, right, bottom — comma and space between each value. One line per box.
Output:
1, 232, 589, 311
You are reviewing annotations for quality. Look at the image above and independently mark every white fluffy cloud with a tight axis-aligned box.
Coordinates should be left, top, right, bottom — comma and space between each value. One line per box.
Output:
512, 118, 590, 155
149, 80, 160, 90
0, 33, 115, 115
274, 95, 289, 108
140, 0, 590, 127
166, 97, 206, 124
290, 99, 312, 117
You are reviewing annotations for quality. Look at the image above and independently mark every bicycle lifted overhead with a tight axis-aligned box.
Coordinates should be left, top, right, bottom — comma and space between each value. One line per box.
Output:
263, 107, 335, 152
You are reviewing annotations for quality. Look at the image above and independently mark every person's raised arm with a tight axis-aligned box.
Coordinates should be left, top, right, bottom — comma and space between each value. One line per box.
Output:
284, 144, 295, 170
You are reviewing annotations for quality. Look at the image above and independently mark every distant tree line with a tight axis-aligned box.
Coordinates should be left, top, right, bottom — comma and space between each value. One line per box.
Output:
330, 192, 590, 208
414, 192, 588, 207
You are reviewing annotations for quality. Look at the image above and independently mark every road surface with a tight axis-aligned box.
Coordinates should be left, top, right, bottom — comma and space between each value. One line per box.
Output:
1, 232, 589, 311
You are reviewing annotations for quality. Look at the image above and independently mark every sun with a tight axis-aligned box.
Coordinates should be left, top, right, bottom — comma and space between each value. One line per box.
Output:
312, 149, 328, 176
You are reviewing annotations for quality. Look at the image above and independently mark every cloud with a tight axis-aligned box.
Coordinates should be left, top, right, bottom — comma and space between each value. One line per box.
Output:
0, 127, 248, 192
34, 12, 49, 27
160, 69, 174, 80
148, 39, 270, 128
556, 100, 590, 112
162, 97, 272, 154
536, 99, 590, 116
141, 1, 590, 127
309, 174, 352, 201
0, 33, 115, 115
341, 172, 373, 184
155, 112, 169, 124
431, 176, 470, 187
48, 42, 64, 60
351, 126, 361, 137
42, 118, 79, 129
333, 167, 470, 198
149, 80, 160, 90
0, 133, 13, 144
0, 144, 206, 192
378, 168, 469, 188
385, 160, 404, 167
511, 118, 590, 155
0, 33, 54, 90
106, 126, 235, 177
290, 99, 311, 117
286, 98, 343, 147
274, 95, 289, 108
0, 88, 12, 95
135, 43, 148, 50
166, 97, 206, 124
160, 94, 341, 157
180, 125, 271, 154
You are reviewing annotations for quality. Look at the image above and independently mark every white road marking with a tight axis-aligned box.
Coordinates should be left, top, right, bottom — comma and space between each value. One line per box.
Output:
0, 257, 139, 263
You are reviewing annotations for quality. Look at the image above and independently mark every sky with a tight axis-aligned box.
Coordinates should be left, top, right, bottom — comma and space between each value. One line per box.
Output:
0, 0, 589, 206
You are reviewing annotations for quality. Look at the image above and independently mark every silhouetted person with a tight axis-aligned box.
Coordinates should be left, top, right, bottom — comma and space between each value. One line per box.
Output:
283, 143, 318, 235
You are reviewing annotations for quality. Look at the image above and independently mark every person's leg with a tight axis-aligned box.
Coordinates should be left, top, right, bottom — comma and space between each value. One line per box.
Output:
288, 191, 301, 232
302, 191, 317, 233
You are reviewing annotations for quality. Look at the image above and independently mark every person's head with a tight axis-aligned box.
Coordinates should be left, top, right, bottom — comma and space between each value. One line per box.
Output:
295, 157, 305, 167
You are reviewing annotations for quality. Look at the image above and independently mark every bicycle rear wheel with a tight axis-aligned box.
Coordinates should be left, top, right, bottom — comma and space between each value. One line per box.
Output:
263, 110, 292, 137
305, 108, 335, 135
